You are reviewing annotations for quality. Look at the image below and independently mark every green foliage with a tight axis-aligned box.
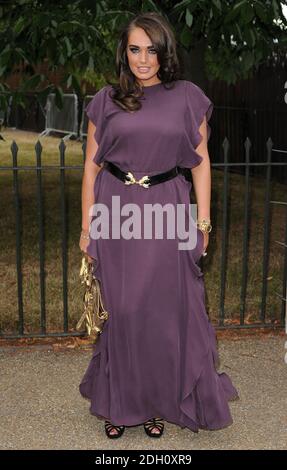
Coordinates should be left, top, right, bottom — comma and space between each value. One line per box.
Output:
0, 0, 286, 108
174, 1, 286, 83
0, 0, 122, 107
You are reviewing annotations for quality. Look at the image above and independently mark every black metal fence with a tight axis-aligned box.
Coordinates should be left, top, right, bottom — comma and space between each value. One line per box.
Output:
0, 137, 286, 339
212, 138, 286, 330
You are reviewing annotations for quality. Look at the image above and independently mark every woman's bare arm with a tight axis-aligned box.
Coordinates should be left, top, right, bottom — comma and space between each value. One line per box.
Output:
81, 119, 103, 232
79, 119, 103, 259
190, 115, 211, 223
190, 116, 211, 252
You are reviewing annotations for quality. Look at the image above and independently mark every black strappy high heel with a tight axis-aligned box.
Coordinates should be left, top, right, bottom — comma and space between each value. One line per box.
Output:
104, 420, 125, 439
143, 417, 164, 438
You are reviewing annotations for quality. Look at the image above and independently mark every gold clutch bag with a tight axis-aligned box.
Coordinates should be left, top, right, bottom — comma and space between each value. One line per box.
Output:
76, 254, 109, 341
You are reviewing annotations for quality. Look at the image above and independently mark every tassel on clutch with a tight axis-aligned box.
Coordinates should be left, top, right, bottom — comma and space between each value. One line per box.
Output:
76, 254, 108, 341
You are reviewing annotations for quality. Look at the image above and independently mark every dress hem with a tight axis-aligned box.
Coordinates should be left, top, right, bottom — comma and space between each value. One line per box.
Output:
82, 402, 240, 433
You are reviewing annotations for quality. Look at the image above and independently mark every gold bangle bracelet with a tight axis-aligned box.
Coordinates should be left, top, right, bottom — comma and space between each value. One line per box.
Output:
80, 233, 90, 240
197, 219, 212, 233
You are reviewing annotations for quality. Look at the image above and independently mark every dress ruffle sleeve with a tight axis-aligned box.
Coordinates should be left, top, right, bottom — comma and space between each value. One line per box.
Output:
179, 80, 214, 169
85, 86, 109, 165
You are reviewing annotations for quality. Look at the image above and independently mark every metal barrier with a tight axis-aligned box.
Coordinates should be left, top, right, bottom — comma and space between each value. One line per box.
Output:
80, 95, 94, 139
39, 93, 78, 140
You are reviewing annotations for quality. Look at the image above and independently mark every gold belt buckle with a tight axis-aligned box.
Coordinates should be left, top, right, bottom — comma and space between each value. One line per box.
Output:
124, 171, 151, 188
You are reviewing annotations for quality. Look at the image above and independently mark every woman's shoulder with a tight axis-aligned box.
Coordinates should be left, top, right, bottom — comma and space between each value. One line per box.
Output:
182, 79, 209, 98
167, 80, 210, 103
92, 84, 113, 98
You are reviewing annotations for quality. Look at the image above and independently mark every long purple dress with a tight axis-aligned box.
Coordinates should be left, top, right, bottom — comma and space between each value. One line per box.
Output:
79, 79, 239, 432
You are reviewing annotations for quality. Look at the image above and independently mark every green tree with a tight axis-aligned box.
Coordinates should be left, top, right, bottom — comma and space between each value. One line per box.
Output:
0, 0, 286, 110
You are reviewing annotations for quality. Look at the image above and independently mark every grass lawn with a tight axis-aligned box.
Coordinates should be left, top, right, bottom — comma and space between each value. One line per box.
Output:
0, 129, 285, 336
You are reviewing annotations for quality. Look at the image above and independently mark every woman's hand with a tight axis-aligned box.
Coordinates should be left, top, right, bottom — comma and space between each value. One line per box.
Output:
79, 230, 94, 263
202, 231, 209, 255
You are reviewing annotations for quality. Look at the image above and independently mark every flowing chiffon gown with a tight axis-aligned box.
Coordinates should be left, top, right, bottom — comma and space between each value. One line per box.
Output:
79, 79, 239, 432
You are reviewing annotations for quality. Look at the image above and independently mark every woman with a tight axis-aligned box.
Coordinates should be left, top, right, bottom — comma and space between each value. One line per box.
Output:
79, 11, 239, 439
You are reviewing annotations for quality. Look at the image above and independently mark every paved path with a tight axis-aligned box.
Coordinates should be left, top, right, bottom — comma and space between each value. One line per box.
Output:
0, 334, 286, 450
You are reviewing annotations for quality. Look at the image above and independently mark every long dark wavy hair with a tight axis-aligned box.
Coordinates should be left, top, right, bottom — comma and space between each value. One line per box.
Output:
108, 12, 182, 112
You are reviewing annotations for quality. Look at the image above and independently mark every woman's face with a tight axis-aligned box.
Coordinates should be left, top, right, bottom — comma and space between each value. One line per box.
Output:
126, 27, 161, 87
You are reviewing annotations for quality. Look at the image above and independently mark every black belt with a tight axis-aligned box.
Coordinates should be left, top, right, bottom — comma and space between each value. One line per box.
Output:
104, 161, 192, 188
